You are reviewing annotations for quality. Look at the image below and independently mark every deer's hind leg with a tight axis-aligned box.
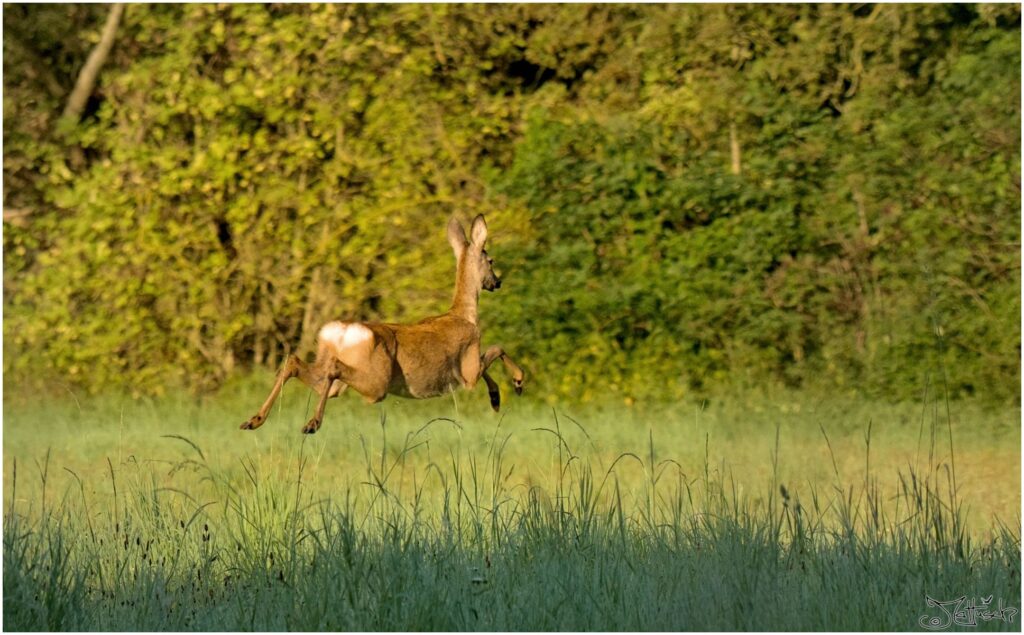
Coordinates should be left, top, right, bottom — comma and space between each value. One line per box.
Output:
300, 320, 378, 433
302, 358, 346, 434
240, 349, 347, 431
242, 355, 309, 430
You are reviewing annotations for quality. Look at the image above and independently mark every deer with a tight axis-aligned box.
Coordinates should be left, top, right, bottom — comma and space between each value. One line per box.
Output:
240, 214, 526, 434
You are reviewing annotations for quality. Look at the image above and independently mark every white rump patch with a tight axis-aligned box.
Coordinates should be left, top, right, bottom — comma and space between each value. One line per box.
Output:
318, 322, 348, 346
318, 321, 373, 366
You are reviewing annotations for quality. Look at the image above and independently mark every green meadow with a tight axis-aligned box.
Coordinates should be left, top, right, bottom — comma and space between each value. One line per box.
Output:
3, 380, 1020, 630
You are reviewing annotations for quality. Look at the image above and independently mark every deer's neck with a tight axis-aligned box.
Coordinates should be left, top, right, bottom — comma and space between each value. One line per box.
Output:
449, 261, 479, 324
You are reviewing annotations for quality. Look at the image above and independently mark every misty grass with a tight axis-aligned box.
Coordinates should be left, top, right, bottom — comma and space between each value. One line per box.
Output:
3, 389, 1020, 631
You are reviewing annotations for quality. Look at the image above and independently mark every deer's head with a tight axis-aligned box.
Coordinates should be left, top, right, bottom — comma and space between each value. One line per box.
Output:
448, 215, 501, 292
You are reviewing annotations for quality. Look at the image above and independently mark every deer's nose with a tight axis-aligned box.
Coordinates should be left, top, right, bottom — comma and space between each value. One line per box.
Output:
494, 277, 502, 289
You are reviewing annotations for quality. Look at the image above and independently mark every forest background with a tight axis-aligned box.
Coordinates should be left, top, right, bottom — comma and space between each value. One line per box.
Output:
3, 4, 1020, 406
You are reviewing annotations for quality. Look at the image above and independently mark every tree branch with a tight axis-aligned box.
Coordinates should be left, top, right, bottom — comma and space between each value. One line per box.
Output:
62, 3, 124, 122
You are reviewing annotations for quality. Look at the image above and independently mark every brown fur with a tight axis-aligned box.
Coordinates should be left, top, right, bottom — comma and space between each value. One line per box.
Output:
241, 214, 525, 434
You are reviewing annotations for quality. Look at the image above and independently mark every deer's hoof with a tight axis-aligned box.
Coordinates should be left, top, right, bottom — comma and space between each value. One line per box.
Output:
302, 419, 321, 434
488, 389, 501, 412
513, 378, 523, 396
241, 415, 264, 430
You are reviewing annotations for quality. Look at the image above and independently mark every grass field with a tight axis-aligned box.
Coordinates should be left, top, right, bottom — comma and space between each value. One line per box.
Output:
3, 377, 1021, 630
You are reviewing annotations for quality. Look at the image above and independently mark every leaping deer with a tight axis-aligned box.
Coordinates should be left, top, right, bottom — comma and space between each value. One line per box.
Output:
240, 214, 526, 434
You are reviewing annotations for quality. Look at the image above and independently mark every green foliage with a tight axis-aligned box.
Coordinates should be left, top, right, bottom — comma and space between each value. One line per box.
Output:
3, 5, 1019, 401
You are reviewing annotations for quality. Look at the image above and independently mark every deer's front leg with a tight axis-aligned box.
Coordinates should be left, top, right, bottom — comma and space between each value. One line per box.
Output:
482, 346, 525, 396
482, 370, 501, 412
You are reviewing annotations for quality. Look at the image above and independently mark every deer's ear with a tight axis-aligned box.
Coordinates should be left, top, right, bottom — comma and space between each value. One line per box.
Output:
447, 217, 468, 259
470, 214, 488, 247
